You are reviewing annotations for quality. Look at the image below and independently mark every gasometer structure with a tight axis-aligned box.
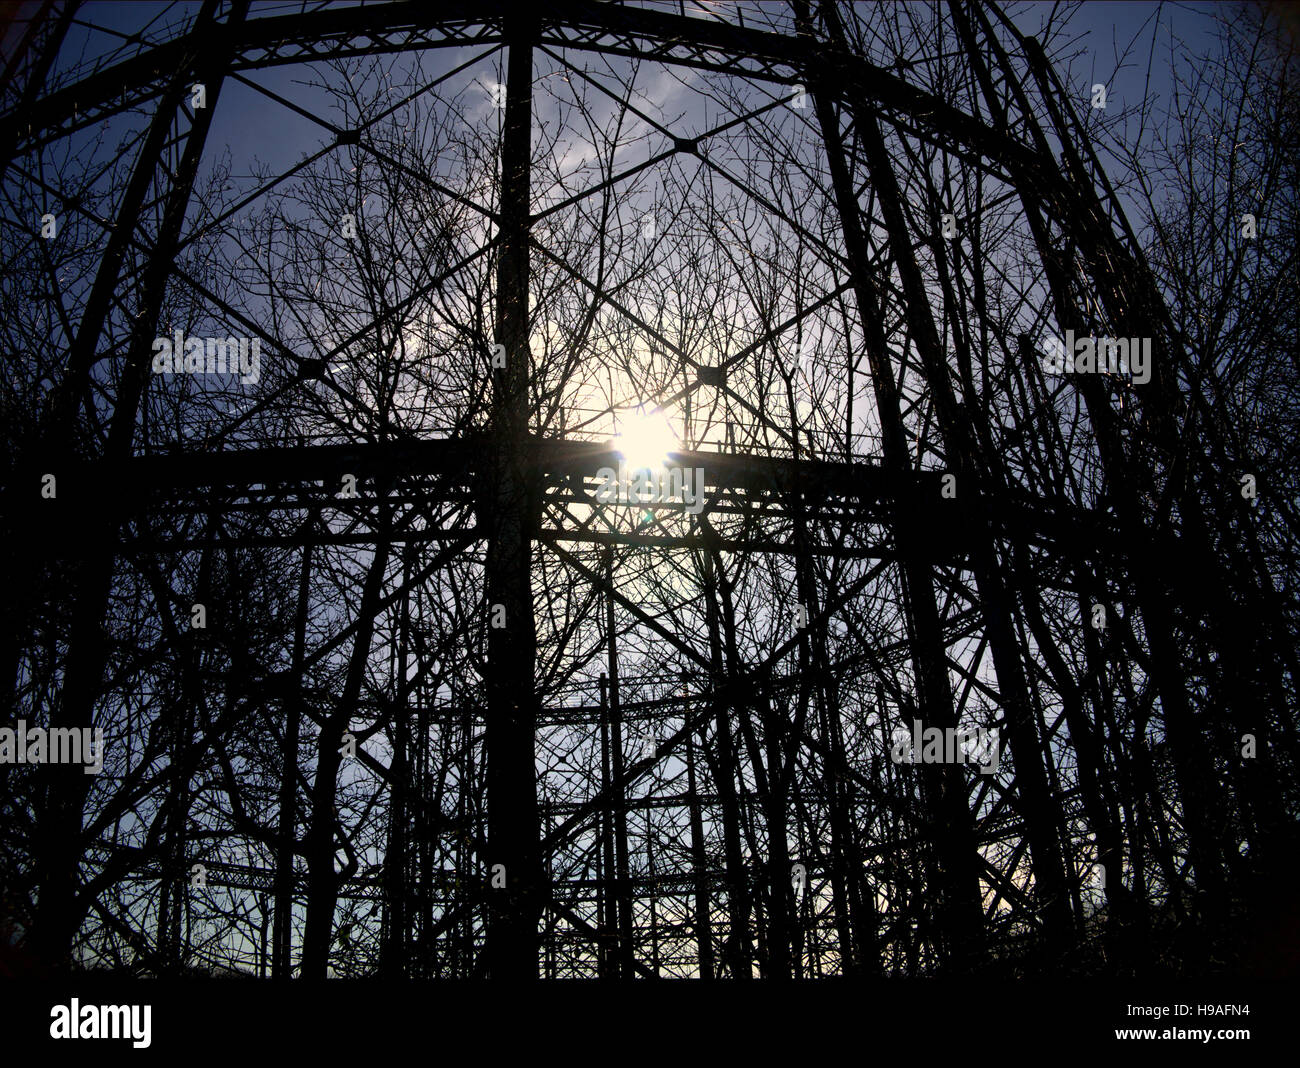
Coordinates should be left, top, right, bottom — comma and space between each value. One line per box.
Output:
1, 0, 1295, 979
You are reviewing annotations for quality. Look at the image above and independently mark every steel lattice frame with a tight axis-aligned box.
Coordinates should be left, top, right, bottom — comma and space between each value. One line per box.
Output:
2, 0, 1296, 980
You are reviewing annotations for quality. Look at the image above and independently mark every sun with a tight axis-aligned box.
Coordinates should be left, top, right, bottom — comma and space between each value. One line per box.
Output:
613, 409, 678, 470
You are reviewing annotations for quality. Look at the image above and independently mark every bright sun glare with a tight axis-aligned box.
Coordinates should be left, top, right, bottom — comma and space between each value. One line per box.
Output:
613, 410, 678, 470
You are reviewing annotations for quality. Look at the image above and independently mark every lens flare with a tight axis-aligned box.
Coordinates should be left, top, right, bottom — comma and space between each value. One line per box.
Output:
613, 410, 678, 470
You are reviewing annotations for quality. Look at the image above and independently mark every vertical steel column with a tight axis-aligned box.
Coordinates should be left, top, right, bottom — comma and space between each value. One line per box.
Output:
685, 724, 715, 980
816, 0, 1076, 954
381, 552, 413, 977
597, 674, 613, 977
274, 531, 313, 978
645, 806, 660, 976
978, 12, 1231, 937
794, 0, 987, 971
701, 545, 752, 978
1024, 18, 1294, 906
791, 442, 877, 973
31, 0, 243, 970
603, 548, 634, 977
157, 522, 216, 973
483, 14, 541, 979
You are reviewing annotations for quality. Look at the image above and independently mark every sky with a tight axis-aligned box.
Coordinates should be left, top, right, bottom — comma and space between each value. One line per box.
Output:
0, 0, 1242, 456
5, 2, 1229, 168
